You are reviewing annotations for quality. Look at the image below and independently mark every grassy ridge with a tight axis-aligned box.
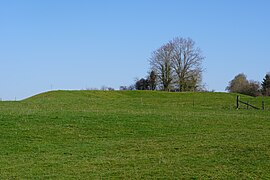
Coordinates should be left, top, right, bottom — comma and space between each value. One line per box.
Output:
0, 91, 270, 178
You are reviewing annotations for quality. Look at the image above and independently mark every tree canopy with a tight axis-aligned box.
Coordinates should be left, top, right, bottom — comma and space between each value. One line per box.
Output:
262, 73, 270, 96
226, 73, 261, 97
149, 37, 204, 91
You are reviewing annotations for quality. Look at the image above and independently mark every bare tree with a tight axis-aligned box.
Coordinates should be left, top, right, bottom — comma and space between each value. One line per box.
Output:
149, 37, 204, 91
170, 37, 203, 91
150, 43, 174, 91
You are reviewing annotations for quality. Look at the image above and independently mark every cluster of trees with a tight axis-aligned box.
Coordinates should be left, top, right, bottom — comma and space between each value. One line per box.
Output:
86, 37, 204, 92
134, 37, 204, 92
133, 71, 157, 90
226, 73, 270, 97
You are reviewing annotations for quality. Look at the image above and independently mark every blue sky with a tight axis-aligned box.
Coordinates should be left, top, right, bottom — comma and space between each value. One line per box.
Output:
0, 0, 270, 100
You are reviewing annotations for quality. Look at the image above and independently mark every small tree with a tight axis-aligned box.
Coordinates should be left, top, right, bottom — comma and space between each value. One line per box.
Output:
119, 86, 128, 90
148, 70, 157, 90
262, 73, 270, 96
246, 80, 261, 97
108, 87, 115, 91
226, 73, 261, 97
128, 85, 135, 90
135, 78, 149, 90
226, 73, 249, 94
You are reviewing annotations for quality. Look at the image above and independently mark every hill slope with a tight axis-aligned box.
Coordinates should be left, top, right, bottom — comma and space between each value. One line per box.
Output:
0, 91, 270, 178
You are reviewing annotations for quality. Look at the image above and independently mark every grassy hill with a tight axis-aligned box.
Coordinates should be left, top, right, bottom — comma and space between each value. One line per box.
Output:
0, 90, 270, 178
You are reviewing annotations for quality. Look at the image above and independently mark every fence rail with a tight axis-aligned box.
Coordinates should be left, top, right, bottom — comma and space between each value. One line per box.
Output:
236, 95, 265, 110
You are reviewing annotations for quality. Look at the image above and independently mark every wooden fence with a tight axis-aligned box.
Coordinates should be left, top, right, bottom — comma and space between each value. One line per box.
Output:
236, 95, 265, 110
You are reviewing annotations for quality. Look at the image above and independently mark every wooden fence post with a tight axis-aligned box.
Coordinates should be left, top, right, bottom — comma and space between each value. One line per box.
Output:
262, 101, 265, 110
236, 96, 239, 109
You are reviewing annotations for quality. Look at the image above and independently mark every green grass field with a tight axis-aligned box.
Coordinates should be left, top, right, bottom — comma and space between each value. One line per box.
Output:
0, 90, 270, 179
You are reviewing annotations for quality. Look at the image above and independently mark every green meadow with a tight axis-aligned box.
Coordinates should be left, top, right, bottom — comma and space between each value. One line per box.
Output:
0, 90, 270, 179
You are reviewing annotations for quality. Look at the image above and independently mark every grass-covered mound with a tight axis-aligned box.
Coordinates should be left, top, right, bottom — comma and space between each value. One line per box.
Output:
0, 90, 270, 178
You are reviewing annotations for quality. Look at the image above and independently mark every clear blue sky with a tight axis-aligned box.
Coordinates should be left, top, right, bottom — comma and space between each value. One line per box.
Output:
1, 0, 270, 100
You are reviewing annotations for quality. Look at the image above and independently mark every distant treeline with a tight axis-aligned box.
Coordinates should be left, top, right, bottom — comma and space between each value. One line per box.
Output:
87, 36, 270, 97
226, 73, 270, 97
